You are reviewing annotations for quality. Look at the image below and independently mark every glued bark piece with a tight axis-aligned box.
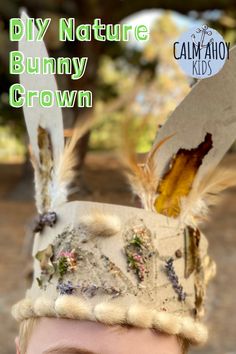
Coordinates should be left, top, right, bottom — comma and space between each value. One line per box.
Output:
184, 226, 201, 278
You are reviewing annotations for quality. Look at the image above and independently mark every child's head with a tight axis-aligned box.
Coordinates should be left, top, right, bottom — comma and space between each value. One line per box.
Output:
14, 12, 236, 354
17, 317, 189, 354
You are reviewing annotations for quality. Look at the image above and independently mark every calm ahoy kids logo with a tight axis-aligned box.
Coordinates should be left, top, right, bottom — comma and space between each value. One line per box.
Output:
173, 25, 230, 79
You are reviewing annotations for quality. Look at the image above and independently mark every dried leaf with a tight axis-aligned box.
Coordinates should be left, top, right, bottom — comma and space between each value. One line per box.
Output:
154, 133, 213, 217
35, 244, 54, 275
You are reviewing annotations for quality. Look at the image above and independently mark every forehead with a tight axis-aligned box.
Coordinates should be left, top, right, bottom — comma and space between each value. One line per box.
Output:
27, 317, 180, 354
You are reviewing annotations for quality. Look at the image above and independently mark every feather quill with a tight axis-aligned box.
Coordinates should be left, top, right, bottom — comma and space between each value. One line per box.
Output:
182, 167, 236, 224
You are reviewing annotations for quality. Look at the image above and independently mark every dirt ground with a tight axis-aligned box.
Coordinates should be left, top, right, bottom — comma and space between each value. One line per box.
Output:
0, 152, 235, 354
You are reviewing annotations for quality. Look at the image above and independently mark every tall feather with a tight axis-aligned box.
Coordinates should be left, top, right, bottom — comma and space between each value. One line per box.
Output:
181, 167, 236, 224
50, 116, 95, 209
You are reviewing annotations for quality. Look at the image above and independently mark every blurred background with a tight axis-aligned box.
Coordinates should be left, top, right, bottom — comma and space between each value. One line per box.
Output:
0, 1, 236, 353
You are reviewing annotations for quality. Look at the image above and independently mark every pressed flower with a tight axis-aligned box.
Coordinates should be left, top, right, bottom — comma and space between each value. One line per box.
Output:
57, 281, 76, 295
57, 249, 78, 277
124, 224, 153, 282
165, 258, 186, 302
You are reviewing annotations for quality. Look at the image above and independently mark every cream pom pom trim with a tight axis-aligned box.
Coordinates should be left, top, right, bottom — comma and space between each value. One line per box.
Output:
11, 296, 208, 345
79, 212, 121, 237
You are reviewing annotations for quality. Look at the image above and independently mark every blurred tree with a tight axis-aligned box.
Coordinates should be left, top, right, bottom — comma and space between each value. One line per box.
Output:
0, 0, 236, 128
91, 12, 189, 152
0, 0, 236, 166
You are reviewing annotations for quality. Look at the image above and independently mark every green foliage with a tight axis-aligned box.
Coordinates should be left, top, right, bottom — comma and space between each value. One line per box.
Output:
0, 125, 26, 161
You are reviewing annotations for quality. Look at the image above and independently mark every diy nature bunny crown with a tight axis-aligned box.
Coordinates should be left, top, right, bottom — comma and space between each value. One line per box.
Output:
12, 12, 236, 346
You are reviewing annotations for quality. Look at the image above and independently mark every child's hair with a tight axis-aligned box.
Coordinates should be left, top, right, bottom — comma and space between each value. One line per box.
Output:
18, 317, 189, 354
18, 318, 38, 354
178, 336, 190, 354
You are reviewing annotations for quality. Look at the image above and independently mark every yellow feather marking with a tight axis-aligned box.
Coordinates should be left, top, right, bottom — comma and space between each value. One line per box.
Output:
154, 133, 213, 217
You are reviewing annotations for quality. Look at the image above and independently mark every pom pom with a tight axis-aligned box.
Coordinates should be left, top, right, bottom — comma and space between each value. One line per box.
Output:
55, 295, 91, 320
180, 317, 208, 344
127, 304, 153, 328
153, 311, 181, 335
94, 302, 126, 325
11, 298, 33, 322
79, 212, 121, 237
34, 297, 55, 317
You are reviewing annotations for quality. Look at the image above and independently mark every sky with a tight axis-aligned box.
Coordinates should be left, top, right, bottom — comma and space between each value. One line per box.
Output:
122, 9, 204, 48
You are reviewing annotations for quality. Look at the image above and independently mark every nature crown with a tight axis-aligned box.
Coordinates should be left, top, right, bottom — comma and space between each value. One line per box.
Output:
12, 12, 236, 346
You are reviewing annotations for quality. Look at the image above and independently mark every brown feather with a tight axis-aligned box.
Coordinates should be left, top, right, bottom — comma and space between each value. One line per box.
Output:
121, 121, 172, 210
57, 116, 95, 190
